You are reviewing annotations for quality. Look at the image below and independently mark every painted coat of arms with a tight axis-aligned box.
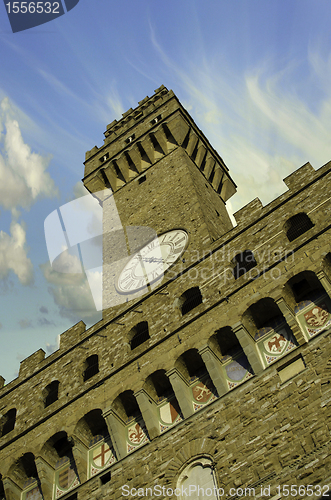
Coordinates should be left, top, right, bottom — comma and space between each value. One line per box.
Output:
127, 420, 149, 453
296, 296, 331, 339
258, 327, 296, 365
191, 377, 217, 411
54, 459, 80, 499
159, 399, 181, 424
224, 355, 253, 389
159, 398, 183, 432
304, 304, 330, 335
264, 333, 287, 354
88, 439, 116, 477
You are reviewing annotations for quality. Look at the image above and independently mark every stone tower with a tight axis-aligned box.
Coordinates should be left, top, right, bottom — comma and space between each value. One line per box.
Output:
0, 86, 331, 500
83, 85, 236, 316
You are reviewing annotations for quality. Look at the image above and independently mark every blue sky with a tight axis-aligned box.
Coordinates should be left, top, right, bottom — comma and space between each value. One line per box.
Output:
0, 0, 331, 383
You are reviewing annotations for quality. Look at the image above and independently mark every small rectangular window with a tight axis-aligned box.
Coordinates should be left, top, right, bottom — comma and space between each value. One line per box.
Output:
150, 114, 161, 125
100, 471, 111, 485
99, 152, 109, 163
125, 134, 135, 144
64, 493, 77, 500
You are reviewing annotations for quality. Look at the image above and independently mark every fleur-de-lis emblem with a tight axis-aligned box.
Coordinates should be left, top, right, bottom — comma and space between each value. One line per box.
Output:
128, 423, 145, 443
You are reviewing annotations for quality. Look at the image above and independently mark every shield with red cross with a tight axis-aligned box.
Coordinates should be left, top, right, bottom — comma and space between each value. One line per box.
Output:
92, 442, 111, 467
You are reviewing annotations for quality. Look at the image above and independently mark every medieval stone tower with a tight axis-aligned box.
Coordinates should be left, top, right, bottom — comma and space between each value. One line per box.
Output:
0, 85, 331, 500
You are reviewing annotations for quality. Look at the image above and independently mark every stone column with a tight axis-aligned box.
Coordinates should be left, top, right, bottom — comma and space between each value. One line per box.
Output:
70, 435, 88, 483
34, 457, 54, 500
166, 368, 193, 419
198, 346, 228, 397
316, 270, 331, 296
2, 477, 21, 500
232, 322, 264, 374
276, 297, 306, 345
103, 407, 127, 460
134, 389, 160, 440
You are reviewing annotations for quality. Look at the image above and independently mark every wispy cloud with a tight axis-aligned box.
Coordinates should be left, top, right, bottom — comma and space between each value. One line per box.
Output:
19, 319, 33, 329
38, 317, 55, 327
148, 31, 331, 212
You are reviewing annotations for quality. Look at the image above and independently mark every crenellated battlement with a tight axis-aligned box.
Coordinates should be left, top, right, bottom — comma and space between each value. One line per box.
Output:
102, 85, 172, 143
83, 85, 236, 203
233, 198, 264, 226
84, 85, 172, 162
58, 320, 86, 351
283, 161, 316, 190
18, 349, 46, 379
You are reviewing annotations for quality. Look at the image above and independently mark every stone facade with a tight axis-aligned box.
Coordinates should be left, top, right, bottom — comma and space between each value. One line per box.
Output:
0, 86, 331, 500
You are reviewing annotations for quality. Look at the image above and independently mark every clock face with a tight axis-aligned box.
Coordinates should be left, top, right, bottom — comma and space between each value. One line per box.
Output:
117, 229, 188, 293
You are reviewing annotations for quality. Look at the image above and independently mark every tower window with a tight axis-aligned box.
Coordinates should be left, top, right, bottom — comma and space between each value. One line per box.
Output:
285, 213, 314, 242
233, 250, 257, 279
180, 287, 203, 315
138, 175, 146, 184
99, 152, 109, 163
130, 322, 150, 350
125, 134, 135, 144
44, 381, 59, 407
0, 408, 16, 437
83, 355, 99, 381
150, 114, 161, 125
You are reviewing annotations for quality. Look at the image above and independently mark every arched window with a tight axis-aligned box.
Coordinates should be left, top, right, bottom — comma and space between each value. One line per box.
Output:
285, 213, 314, 242
287, 271, 325, 304
233, 250, 257, 279
176, 349, 207, 380
214, 326, 242, 360
83, 355, 99, 381
1, 408, 16, 436
44, 381, 59, 407
130, 322, 150, 350
43, 432, 79, 498
180, 287, 202, 315
177, 458, 219, 500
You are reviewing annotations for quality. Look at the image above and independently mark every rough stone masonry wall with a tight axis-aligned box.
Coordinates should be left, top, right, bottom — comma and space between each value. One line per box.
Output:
76, 330, 331, 500
0, 160, 330, 500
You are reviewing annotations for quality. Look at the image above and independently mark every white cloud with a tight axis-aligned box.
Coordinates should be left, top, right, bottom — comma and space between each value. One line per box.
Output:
41, 261, 101, 323
0, 98, 58, 213
0, 221, 33, 285
48, 277, 101, 323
